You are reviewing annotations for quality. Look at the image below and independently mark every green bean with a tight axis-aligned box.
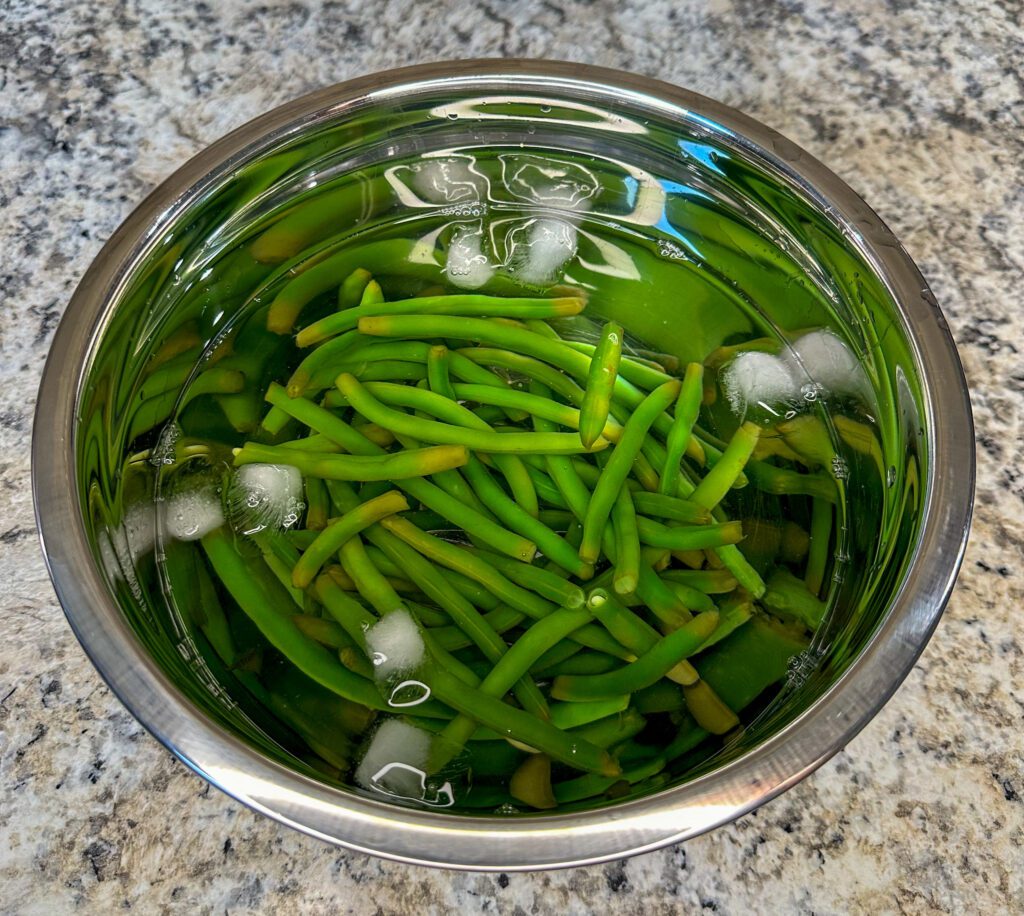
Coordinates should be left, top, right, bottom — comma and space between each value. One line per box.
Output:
378, 516, 630, 659
660, 362, 704, 497
286, 330, 361, 396
635, 518, 743, 551
631, 491, 710, 524
452, 383, 622, 443
425, 344, 456, 400
585, 588, 698, 686
763, 568, 827, 628
662, 580, 716, 613
510, 753, 557, 809
533, 650, 621, 678
338, 533, 405, 617
579, 321, 622, 448
457, 347, 587, 406
359, 277, 385, 305
304, 476, 330, 530
462, 456, 590, 578
713, 544, 766, 598
549, 696, 630, 729
201, 529, 388, 710
337, 373, 607, 455
683, 679, 739, 734
579, 380, 681, 564
551, 610, 718, 701
339, 267, 373, 308
128, 367, 245, 441
428, 606, 526, 651
436, 607, 594, 765
323, 484, 549, 715
333, 360, 429, 384
367, 377, 540, 518
314, 568, 377, 646
278, 433, 344, 453
424, 666, 618, 776
690, 422, 761, 510
292, 491, 408, 588
292, 615, 354, 650
298, 294, 585, 347
702, 596, 754, 650
232, 440, 469, 481
561, 340, 675, 390
661, 568, 738, 594
805, 498, 832, 597
610, 487, 642, 595
571, 708, 647, 749
465, 549, 586, 609
744, 460, 838, 504
529, 638, 585, 674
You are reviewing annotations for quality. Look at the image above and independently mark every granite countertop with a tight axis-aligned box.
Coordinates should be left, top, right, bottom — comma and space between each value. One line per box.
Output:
2, 1, 1022, 912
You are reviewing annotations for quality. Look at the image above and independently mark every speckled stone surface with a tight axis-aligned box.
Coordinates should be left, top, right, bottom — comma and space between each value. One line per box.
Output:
1, 1, 1022, 912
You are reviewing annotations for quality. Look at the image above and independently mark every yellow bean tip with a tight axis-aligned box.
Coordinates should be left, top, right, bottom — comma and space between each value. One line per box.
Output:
613, 573, 637, 596
294, 327, 318, 349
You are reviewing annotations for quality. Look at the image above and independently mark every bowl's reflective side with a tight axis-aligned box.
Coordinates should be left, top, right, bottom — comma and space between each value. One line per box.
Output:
33, 59, 973, 869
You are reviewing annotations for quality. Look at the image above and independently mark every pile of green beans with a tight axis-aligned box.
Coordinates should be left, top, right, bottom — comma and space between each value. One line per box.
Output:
158, 266, 832, 813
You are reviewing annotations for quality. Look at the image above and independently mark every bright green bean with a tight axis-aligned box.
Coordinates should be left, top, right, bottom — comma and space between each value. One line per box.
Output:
292, 490, 408, 588
551, 611, 719, 701
337, 373, 608, 455
232, 440, 469, 480
462, 456, 591, 578
465, 549, 586, 609
436, 606, 594, 765
635, 518, 743, 551
424, 666, 618, 777
631, 491, 711, 524
660, 362, 704, 496
579, 321, 622, 448
611, 486, 641, 595
690, 421, 761, 510
298, 294, 585, 347
579, 380, 681, 564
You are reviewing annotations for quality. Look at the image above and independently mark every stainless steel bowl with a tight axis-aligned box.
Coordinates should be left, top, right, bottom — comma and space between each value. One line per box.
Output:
33, 60, 974, 870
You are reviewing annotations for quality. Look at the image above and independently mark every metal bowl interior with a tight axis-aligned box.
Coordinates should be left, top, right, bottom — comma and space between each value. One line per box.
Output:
33, 60, 973, 869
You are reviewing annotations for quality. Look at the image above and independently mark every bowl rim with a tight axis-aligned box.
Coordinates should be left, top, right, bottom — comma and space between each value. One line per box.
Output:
32, 58, 975, 870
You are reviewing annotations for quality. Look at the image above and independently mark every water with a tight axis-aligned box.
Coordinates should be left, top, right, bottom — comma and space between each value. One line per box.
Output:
78, 122, 920, 815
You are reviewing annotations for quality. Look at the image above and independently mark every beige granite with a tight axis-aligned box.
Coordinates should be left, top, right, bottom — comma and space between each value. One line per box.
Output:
1, 0, 1022, 912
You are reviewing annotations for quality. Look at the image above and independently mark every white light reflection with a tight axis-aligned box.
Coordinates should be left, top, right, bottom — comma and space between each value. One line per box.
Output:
429, 96, 648, 135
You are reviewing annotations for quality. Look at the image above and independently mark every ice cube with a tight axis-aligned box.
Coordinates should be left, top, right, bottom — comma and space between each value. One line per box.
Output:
365, 609, 425, 680
354, 719, 433, 798
164, 487, 224, 541
721, 351, 801, 416
785, 330, 869, 399
444, 224, 494, 290
226, 463, 303, 535
508, 218, 577, 285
